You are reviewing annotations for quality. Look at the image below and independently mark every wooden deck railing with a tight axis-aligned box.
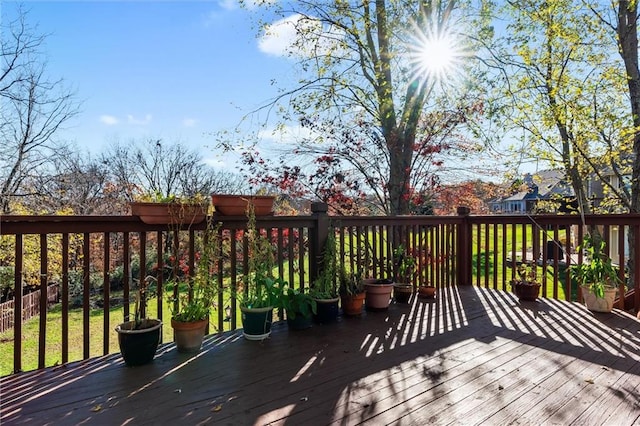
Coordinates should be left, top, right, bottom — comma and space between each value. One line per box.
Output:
1, 205, 639, 375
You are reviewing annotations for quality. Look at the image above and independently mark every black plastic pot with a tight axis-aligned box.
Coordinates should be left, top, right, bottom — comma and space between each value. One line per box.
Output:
115, 319, 162, 367
313, 298, 339, 324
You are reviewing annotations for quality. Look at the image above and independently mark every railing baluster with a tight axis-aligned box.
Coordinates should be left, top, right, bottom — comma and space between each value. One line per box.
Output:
123, 232, 130, 322
62, 233, 69, 364
103, 232, 110, 355
288, 227, 295, 289
38, 234, 47, 369
83, 233, 90, 360
156, 230, 163, 335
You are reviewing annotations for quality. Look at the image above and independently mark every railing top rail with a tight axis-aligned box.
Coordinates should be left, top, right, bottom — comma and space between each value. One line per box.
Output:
466, 213, 640, 226
0, 215, 317, 235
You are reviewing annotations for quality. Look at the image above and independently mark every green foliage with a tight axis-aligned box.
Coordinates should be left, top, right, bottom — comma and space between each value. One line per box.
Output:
310, 231, 338, 299
393, 244, 417, 284
135, 191, 208, 205
279, 286, 316, 320
338, 267, 364, 296
511, 261, 539, 285
166, 279, 210, 322
0, 266, 14, 293
570, 234, 621, 299
167, 218, 220, 322
241, 203, 286, 308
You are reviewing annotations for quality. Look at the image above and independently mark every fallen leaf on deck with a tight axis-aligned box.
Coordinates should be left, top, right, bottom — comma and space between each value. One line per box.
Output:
212, 405, 223, 412
91, 404, 102, 412
585, 378, 594, 384
174, 389, 182, 393
300, 396, 308, 402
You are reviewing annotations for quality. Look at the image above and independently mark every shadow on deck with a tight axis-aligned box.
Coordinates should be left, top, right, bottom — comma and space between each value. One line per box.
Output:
2, 286, 640, 425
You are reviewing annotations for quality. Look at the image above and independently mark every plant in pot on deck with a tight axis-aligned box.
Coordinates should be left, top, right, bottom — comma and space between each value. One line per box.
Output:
239, 203, 285, 340
392, 245, 416, 304
310, 231, 340, 324
115, 276, 162, 366
339, 267, 366, 316
164, 216, 221, 352
570, 234, 621, 313
510, 261, 541, 302
280, 285, 317, 330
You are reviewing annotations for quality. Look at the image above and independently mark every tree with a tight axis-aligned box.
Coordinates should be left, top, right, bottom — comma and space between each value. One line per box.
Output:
484, 0, 629, 217
240, 104, 483, 215
102, 138, 248, 201
22, 149, 125, 215
0, 6, 79, 213
231, 0, 488, 215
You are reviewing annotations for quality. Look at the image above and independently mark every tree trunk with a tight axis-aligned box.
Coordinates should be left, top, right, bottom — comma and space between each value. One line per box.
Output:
617, 0, 639, 296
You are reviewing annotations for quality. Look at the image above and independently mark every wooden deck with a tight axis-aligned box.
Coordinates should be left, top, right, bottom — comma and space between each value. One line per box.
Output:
2, 286, 640, 426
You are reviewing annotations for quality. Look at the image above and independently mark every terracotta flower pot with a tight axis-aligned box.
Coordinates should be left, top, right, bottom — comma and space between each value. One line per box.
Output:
130, 202, 206, 225
171, 318, 208, 353
512, 281, 541, 302
364, 279, 394, 310
341, 292, 366, 316
211, 194, 275, 216
418, 285, 436, 299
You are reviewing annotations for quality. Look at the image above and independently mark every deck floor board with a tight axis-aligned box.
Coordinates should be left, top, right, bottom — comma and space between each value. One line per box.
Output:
2, 286, 639, 426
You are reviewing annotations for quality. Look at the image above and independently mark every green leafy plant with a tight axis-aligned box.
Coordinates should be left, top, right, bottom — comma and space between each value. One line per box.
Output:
570, 234, 621, 298
280, 286, 317, 320
310, 231, 338, 299
166, 218, 220, 322
240, 202, 285, 308
393, 244, 417, 284
135, 191, 207, 205
338, 267, 364, 296
511, 261, 539, 286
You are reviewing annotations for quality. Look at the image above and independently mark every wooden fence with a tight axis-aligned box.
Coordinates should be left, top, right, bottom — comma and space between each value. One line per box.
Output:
0, 285, 59, 333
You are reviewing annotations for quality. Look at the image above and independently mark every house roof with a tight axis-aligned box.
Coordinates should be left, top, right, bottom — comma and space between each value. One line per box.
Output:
500, 169, 574, 202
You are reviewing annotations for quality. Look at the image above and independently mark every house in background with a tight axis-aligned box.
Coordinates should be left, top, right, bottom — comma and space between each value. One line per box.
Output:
489, 170, 575, 214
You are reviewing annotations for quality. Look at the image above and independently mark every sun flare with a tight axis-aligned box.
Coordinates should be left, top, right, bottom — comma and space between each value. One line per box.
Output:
406, 18, 466, 85
417, 34, 457, 77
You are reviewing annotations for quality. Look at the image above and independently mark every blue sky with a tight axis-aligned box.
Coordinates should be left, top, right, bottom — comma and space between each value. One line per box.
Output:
3, 1, 291, 169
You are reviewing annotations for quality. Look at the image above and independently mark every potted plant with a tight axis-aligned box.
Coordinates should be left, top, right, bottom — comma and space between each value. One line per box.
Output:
310, 231, 340, 323
280, 286, 317, 330
339, 267, 366, 316
510, 261, 541, 301
165, 217, 221, 352
392, 245, 416, 304
240, 203, 284, 340
211, 194, 276, 216
364, 277, 394, 309
115, 276, 162, 366
130, 192, 208, 225
570, 234, 621, 313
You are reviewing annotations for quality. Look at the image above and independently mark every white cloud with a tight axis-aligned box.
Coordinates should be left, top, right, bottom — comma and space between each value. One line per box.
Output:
127, 114, 152, 125
100, 115, 119, 125
218, 0, 238, 11
258, 14, 345, 58
182, 118, 198, 127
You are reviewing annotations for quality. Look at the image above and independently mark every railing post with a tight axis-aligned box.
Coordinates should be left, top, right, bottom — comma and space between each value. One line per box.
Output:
456, 206, 472, 286
309, 202, 329, 285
